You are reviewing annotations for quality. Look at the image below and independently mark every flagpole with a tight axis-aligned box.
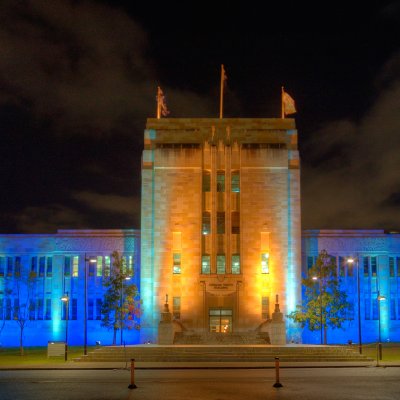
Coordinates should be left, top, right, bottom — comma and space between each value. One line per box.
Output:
281, 86, 285, 119
157, 86, 161, 119
219, 65, 224, 119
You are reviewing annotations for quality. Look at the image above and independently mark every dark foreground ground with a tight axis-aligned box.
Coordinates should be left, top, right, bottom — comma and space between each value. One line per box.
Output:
0, 367, 399, 400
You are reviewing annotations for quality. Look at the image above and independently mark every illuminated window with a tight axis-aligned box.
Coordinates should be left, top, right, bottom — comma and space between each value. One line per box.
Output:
72, 256, 79, 277
64, 256, 70, 277
173, 253, 181, 274
45, 299, 52, 320
371, 257, 377, 277
231, 254, 240, 274
262, 296, 270, 319
261, 253, 269, 274
217, 172, 225, 192
203, 171, 211, 192
231, 212, 240, 234
201, 255, 211, 274
217, 255, 225, 274
46, 257, 52, 277
127, 255, 133, 276
217, 212, 225, 234
173, 296, 181, 319
104, 256, 111, 277
231, 172, 240, 193
96, 256, 103, 277
202, 212, 211, 235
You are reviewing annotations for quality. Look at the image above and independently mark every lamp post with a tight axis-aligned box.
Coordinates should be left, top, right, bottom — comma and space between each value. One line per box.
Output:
312, 275, 323, 345
120, 276, 131, 345
377, 290, 386, 362
347, 257, 362, 354
84, 255, 96, 356
61, 292, 69, 362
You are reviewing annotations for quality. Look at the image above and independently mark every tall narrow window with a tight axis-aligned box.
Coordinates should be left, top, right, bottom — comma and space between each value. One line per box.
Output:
71, 298, 78, 320
72, 256, 79, 277
202, 171, 211, 192
13, 299, 19, 319
372, 296, 378, 320
96, 256, 103, 277
29, 299, 36, 320
88, 299, 94, 320
46, 257, 53, 277
64, 256, 71, 277
96, 299, 102, 320
45, 299, 52, 320
31, 256, 37, 275
0, 257, 5, 277
307, 256, 314, 271
371, 257, 377, 277
217, 172, 225, 192
396, 257, 400, 276
262, 296, 270, 319
390, 298, 396, 320
201, 255, 211, 274
202, 212, 211, 235
231, 212, 240, 234
127, 255, 133, 276
173, 253, 181, 274
104, 256, 111, 277
37, 299, 44, 320
39, 257, 45, 277
231, 172, 240, 193
231, 254, 240, 274
14, 257, 21, 277
5, 299, 11, 320
338, 256, 345, 277
261, 253, 269, 274
364, 298, 370, 320
7, 257, 13, 277
389, 257, 395, 277
363, 257, 369, 277
217, 212, 225, 234
0, 298, 3, 319
217, 255, 226, 274
89, 259, 95, 277
173, 297, 181, 320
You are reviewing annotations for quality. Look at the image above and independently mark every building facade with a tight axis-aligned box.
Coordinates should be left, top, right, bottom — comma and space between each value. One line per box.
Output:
1, 118, 400, 347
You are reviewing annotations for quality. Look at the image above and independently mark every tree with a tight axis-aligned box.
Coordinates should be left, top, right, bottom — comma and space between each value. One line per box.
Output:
10, 262, 37, 356
288, 249, 351, 344
100, 251, 141, 345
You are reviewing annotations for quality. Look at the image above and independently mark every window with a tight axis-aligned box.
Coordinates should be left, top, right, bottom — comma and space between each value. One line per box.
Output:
72, 256, 79, 277
231, 212, 240, 234
127, 255, 133, 276
29, 299, 36, 320
364, 298, 370, 320
363, 257, 369, 277
201, 255, 211, 274
5, 299, 11, 320
88, 299, 94, 320
262, 296, 270, 320
371, 257, 377, 277
89, 259, 95, 277
347, 260, 354, 277
39, 257, 45, 277
231, 254, 240, 274
307, 256, 314, 271
0, 257, 4, 276
217, 212, 225, 234
104, 256, 111, 277
14, 257, 21, 277
202, 172, 211, 192
173, 253, 181, 274
46, 257, 53, 277
71, 298, 78, 320
31, 257, 38, 275
7, 257, 13, 277
45, 299, 52, 320
217, 172, 225, 192
96, 299, 102, 320
389, 257, 395, 277
397, 258, 400, 276
372, 296, 379, 320
202, 212, 211, 235
390, 298, 396, 320
261, 253, 269, 274
37, 299, 43, 320
173, 297, 181, 320
64, 256, 71, 277
217, 255, 225, 274
61, 301, 67, 320
13, 299, 19, 319
231, 172, 240, 193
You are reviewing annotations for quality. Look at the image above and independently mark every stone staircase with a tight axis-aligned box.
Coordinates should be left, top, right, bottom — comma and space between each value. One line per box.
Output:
74, 344, 373, 363
173, 332, 270, 345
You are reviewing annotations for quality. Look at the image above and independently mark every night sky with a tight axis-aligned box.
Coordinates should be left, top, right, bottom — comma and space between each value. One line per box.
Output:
1, 1, 400, 233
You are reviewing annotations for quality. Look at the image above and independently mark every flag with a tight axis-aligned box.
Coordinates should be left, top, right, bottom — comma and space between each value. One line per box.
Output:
157, 86, 169, 118
282, 89, 296, 116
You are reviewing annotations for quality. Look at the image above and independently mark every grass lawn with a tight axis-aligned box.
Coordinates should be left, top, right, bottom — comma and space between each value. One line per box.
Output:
0, 346, 97, 365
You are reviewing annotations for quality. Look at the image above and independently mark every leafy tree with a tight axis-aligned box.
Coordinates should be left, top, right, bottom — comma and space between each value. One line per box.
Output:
101, 251, 141, 345
288, 249, 351, 344
10, 261, 37, 355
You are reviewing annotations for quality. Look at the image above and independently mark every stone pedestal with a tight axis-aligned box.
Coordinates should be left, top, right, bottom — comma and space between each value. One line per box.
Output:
158, 302, 175, 344
270, 295, 286, 345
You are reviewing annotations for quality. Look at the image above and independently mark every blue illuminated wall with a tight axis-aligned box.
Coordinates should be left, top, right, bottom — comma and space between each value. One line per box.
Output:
0, 229, 140, 347
302, 230, 400, 344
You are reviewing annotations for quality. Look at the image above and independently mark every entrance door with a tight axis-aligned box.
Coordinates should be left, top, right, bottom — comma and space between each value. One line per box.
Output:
209, 309, 232, 333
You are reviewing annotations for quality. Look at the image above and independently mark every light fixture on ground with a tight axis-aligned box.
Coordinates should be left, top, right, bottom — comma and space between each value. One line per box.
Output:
61, 292, 69, 362
84, 255, 97, 356
347, 257, 362, 354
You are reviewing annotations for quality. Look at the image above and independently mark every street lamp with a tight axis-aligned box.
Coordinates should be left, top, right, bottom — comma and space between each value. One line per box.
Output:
61, 292, 69, 362
347, 257, 362, 354
84, 255, 97, 356
377, 291, 386, 362
120, 276, 131, 345
312, 275, 323, 345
